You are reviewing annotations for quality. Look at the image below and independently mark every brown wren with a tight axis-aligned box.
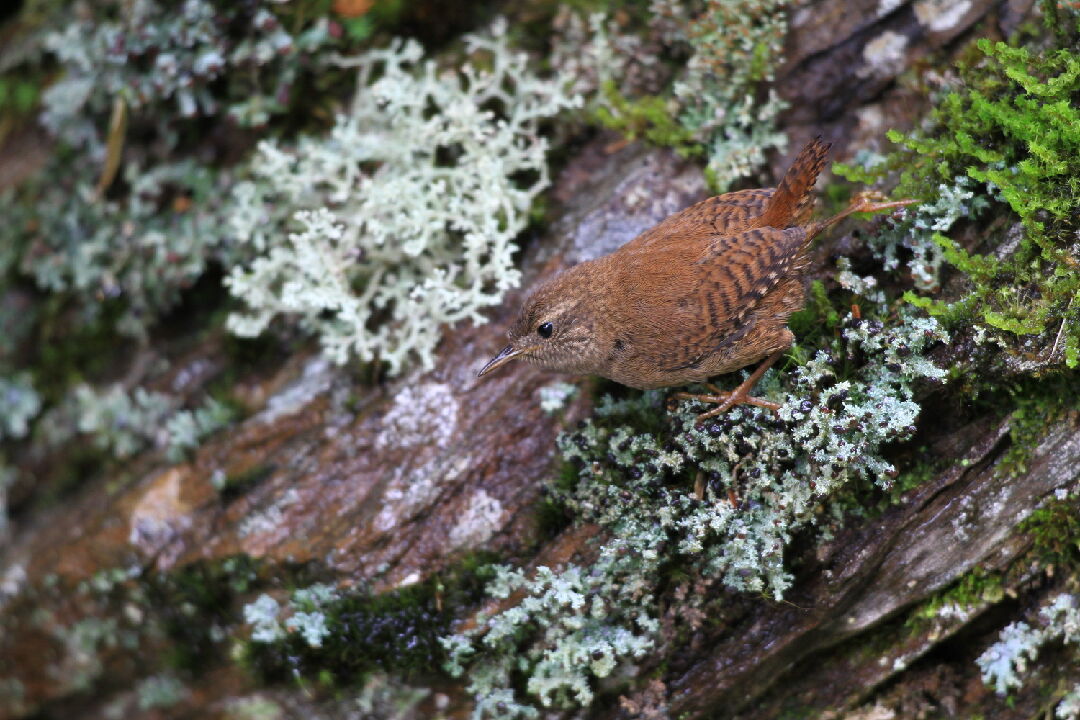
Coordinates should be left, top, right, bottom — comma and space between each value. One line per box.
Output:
477, 137, 914, 422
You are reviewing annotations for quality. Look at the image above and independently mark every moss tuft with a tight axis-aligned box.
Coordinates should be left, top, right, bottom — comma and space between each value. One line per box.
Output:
243, 552, 497, 686
836, 13, 1080, 368
1020, 495, 1080, 571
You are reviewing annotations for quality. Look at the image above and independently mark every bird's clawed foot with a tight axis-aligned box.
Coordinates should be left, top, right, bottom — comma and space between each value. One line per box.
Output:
675, 387, 782, 425
673, 350, 787, 426
847, 191, 918, 215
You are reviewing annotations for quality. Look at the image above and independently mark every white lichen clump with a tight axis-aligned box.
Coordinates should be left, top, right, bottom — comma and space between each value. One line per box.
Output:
0, 374, 41, 441
226, 22, 580, 374
670, 0, 789, 190
446, 305, 949, 717
977, 593, 1080, 714
41, 0, 329, 151
539, 382, 579, 414
244, 584, 338, 648
23, 384, 233, 469
849, 155, 990, 292
443, 564, 657, 719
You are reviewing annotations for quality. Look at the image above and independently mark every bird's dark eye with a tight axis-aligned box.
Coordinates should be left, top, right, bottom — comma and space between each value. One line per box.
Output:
537, 322, 553, 339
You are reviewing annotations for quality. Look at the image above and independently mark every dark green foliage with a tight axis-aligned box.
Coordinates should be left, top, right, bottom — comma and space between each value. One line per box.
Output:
0, 75, 39, 117
991, 372, 1080, 476
148, 556, 263, 672
787, 280, 842, 351
1020, 495, 1080, 570
216, 463, 277, 503
837, 12, 1080, 368
594, 80, 702, 156
246, 553, 497, 686
250, 583, 447, 683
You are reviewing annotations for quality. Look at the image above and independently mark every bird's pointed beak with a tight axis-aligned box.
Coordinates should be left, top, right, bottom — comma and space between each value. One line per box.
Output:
478, 344, 525, 378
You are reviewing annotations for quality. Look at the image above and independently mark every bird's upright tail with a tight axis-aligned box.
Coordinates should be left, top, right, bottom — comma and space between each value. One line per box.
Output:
751, 136, 832, 230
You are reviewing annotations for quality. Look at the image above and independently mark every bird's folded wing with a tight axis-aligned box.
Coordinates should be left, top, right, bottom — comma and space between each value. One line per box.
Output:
621, 188, 775, 253
660, 225, 808, 371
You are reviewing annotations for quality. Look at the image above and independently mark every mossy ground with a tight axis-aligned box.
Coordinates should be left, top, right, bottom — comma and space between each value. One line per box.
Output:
242, 551, 499, 688
836, 5, 1080, 370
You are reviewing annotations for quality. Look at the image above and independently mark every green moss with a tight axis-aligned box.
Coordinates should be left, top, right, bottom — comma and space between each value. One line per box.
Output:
594, 81, 702, 156
1019, 495, 1080, 570
905, 567, 1004, 633
29, 298, 131, 406
787, 280, 842, 351
993, 372, 1080, 477
145, 556, 264, 673
836, 11, 1080, 368
0, 74, 41, 120
245, 552, 497, 686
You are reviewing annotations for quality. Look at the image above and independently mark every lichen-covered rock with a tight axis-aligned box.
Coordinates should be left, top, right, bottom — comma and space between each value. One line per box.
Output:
0, 140, 706, 718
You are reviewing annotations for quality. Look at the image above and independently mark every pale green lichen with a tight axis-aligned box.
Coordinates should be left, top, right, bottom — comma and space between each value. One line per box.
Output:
675, 0, 788, 190
164, 397, 235, 461
446, 302, 948, 716
1060, 686, 1080, 720
226, 22, 581, 374
539, 382, 579, 414
579, 0, 789, 191
31, 384, 232, 464
2, 158, 229, 337
243, 594, 285, 644
244, 583, 337, 648
41, 0, 331, 150
136, 673, 187, 710
838, 155, 991, 292
0, 374, 40, 441
69, 384, 174, 459
977, 593, 1080, 709
444, 564, 657, 718
282, 583, 336, 648
48, 615, 140, 692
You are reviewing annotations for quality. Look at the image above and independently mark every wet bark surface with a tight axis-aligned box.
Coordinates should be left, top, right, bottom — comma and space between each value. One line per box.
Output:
2, 1, 1075, 719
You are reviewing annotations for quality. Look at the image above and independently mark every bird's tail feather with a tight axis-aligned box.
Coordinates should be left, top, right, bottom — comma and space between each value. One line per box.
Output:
751, 136, 831, 230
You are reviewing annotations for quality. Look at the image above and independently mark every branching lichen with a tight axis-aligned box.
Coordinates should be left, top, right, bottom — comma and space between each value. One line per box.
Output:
226, 22, 580, 374
0, 374, 40, 441
446, 301, 948, 717
37, 384, 232, 462
977, 593, 1080, 713
584, 0, 788, 191
41, 0, 331, 152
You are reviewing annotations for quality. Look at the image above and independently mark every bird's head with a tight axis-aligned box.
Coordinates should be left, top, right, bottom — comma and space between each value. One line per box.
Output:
477, 267, 605, 379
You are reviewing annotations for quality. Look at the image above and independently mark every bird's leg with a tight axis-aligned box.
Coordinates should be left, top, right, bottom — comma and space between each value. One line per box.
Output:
675, 350, 786, 425
811, 191, 917, 236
